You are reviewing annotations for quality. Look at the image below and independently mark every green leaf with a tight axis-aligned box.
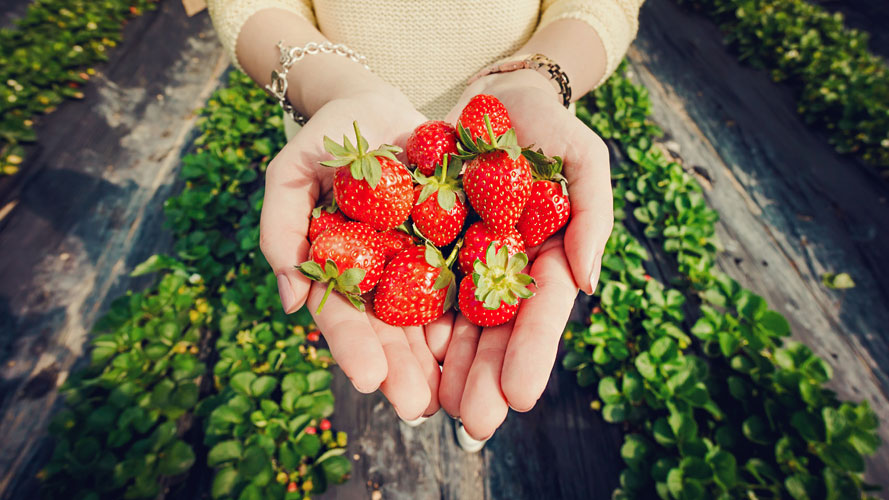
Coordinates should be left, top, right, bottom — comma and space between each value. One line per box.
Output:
759, 310, 790, 336
158, 440, 195, 476
666, 467, 683, 498
598, 377, 623, 404
231, 371, 257, 396
208, 440, 243, 467
820, 442, 864, 472
307, 370, 333, 392
821, 272, 855, 289
281, 373, 308, 395
320, 455, 351, 484
250, 376, 277, 398
680, 456, 710, 480
707, 449, 736, 488
785, 474, 811, 500
620, 434, 649, 469
212, 467, 238, 499
742, 415, 770, 445
602, 403, 629, 423
238, 445, 269, 476
562, 350, 586, 371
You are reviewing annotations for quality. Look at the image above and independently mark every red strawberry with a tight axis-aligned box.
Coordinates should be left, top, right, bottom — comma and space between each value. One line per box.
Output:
298, 221, 385, 312
287, 482, 298, 493
411, 155, 467, 246
463, 145, 531, 233
322, 122, 413, 231
458, 244, 534, 327
458, 221, 524, 275
308, 202, 348, 242
516, 149, 571, 247
378, 228, 415, 262
456, 94, 511, 145
374, 243, 460, 326
406, 120, 459, 176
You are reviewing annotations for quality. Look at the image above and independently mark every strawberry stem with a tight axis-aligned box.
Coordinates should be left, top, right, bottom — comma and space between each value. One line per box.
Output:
353, 121, 365, 156
484, 114, 497, 145
316, 280, 336, 314
445, 240, 462, 267
440, 154, 448, 184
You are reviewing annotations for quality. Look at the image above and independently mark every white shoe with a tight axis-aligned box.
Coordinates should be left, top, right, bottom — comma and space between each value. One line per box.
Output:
455, 422, 489, 452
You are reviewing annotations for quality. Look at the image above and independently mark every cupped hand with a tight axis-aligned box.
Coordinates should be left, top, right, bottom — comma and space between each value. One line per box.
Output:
438, 72, 614, 439
260, 89, 441, 420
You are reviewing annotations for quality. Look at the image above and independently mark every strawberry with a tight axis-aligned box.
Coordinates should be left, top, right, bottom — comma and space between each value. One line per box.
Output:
458, 221, 524, 275
458, 244, 534, 327
411, 155, 467, 246
406, 120, 459, 176
308, 202, 348, 242
298, 221, 385, 312
374, 243, 460, 326
378, 227, 415, 262
321, 122, 413, 231
456, 94, 511, 145
459, 118, 531, 232
516, 149, 571, 247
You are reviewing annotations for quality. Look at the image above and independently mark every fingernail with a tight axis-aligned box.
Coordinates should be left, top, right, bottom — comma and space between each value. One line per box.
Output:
589, 252, 603, 294
277, 273, 296, 313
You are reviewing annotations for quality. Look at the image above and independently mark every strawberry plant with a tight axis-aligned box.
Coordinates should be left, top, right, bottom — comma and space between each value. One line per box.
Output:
563, 63, 882, 499
40, 71, 351, 499
677, 0, 889, 171
0, 0, 156, 175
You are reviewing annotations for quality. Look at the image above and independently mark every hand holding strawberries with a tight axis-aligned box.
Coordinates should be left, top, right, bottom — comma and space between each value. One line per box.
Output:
438, 71, 614, 440
259, 89, 443, 421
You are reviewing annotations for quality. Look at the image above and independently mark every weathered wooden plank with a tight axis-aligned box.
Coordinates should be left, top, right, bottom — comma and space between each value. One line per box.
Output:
317, 352, 624, 500
0, 2, 227, 497
627, 0, 889, 486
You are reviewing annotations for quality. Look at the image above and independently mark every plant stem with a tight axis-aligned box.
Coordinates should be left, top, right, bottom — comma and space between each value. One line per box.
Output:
316, 281, 336, 314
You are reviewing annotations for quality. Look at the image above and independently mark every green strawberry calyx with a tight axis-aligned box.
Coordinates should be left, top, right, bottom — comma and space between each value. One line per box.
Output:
320, 121, 402, 189
413, 153, 464, 212
456, 114, 522, 161
472, 243, 535, 310
311, 199, 338, 219
522, 147, 568, 197
425, 240, 462, 313
297, 258, 367, 313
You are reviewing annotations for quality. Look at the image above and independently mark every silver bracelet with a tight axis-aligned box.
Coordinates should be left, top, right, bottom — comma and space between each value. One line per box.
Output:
264, 41, 370, 125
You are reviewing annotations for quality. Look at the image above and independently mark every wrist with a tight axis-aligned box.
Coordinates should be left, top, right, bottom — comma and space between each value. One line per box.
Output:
465, 69, 561, 104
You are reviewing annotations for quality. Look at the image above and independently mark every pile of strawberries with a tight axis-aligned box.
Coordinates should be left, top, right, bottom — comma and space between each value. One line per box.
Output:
299, 94, 570, 327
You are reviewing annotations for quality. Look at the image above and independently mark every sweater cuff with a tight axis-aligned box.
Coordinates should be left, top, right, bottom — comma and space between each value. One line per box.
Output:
538, 0, 642, 88
207, 0, 316, 71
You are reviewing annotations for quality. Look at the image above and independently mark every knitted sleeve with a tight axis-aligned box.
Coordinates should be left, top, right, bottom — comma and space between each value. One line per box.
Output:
538, 0, 645, 87
206, 0, 316, 70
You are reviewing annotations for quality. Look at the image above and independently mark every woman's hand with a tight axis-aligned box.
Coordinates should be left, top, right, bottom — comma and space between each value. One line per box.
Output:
438, 70, 614, 439
260, 87, 442, 420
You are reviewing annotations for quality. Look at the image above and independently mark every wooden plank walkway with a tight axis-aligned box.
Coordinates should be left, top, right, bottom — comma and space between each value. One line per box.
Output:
1, 0, 889, 498
0, 2, 226, 497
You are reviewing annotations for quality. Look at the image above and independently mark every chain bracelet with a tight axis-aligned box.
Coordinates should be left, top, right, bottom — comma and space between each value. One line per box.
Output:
467, 53, 572, 108
264, 41, 370, 126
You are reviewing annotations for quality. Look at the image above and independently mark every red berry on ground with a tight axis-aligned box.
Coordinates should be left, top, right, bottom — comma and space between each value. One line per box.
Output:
458, 221, 524, 276
287, 482, 299, 493
322, 122, 413, 231
305, 426, 317, 435
458, 244, 534, 327
406, 120, 458, 176
374, 244, 460, 326
320, 419, 332, 431
307, 331, 320, 342
298, 221, 385, 312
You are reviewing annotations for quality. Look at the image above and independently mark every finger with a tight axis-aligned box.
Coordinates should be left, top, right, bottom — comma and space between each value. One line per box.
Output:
501, 238, 577, 411
368, 316, 432, 421
404, 325, 441, 416
439, 315, 481, 418
561, 122, 613, 294
425, 311, 455, 363
260, 141, 321, 312
307, 283, 387, 393
459, 322, 511, 440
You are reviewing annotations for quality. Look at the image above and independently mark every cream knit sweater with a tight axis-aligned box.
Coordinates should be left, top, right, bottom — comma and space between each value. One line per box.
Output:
207, 0, 643, 119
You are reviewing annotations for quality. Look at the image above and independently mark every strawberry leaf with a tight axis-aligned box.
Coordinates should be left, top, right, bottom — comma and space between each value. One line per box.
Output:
298, 261, 324, 280
437, 188, 456, 212
417, 184, 437, 204
345, 294, 365, 312
338, 268, 366, 288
